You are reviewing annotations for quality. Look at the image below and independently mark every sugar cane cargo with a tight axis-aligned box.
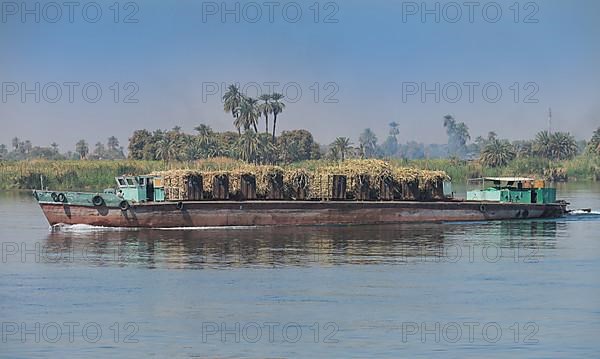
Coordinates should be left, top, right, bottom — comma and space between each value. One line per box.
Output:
33, 160, 567, 228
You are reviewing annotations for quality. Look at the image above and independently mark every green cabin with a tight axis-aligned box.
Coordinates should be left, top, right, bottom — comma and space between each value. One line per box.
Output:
466, 177, 556, 204
115, 175, 165, 203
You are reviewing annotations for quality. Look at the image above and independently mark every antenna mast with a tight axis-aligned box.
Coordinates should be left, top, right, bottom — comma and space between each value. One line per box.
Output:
547, 107, 552, 134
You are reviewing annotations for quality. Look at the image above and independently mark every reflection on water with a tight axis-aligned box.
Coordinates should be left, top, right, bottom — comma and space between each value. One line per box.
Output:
38, 220, 564, 269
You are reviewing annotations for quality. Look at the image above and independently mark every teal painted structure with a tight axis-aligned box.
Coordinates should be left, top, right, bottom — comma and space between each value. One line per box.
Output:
115, 175, 165, 203
34, 174, 166, 208
467, 177, 556, 204
34, 190, 124, 208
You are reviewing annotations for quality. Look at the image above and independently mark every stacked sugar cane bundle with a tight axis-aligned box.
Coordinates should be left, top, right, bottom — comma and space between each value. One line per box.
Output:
151, 170, 203, 201
148, 160, 450, 201
284, 168, 312, 199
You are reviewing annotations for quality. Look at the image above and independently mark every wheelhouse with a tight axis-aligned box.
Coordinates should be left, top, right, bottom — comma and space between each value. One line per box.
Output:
466, 177, 556, 204
115, 175, 165, 203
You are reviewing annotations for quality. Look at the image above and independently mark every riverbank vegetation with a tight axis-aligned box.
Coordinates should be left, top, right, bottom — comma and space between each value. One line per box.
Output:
1, 83, 599, 189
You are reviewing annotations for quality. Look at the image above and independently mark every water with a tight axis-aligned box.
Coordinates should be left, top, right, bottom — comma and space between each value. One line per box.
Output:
1, 183, 599, 358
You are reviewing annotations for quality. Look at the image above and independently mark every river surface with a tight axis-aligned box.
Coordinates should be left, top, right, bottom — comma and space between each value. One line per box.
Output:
1, 183, 599, 358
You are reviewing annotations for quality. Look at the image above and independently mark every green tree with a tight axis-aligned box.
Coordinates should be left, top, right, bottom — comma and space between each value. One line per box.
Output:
237, 130, 260, 163
480, 139, 516, 167
216, 131, 240, 158
587, 127, 600, 156
443, 114, 470, 157
128, 129, 153, 160
359, 128, 378, 158
258, 94, 273, 134
389, 121, 400, 137
512, 140, 533, 158
11, 137, 19, 151
238, 96, 260, 132
381, 122, 400, 157
550, 132, 578, 160
223, 84, 243, 134
0, 144, 7, 159
75, 140, 89, 160
270, 93, 285, 141
92, 142, 106, 159
50, 142, 59, 154
193, 124, 218, 158
107, 136, 119, 151
332, 137, 352, 161
23, 140, 32, 155
534, 131, 578, 160
277, 130, 320, 163
155, 135, 181, 164
257, 132, 276, 164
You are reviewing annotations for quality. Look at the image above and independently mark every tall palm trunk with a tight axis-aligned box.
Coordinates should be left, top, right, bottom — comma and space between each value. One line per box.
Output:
264, 113, 269, 134
272, 113, 278, 142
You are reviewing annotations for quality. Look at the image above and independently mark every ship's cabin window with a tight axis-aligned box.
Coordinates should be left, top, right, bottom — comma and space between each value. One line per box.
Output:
126, 178, 135, 186
117, 178, 126, 187
139, 178, 145, 186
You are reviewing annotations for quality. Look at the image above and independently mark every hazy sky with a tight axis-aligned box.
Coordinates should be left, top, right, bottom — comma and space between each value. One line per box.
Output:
1, 0, 599, 151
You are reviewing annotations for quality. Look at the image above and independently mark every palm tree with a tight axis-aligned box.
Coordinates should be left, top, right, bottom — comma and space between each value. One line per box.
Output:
270, 93, 285, 141
588, 127, 600, 155
480, 139, 516, 167
185, 136, 204, 161
23, 140, 32, 154
534, 131, 578, 160
155, 136, 181, 164
443, 114, 470, 156
443, 114, 455, 132
258, 94, 273, 134
550, 132, 578, 160
238, 96, 260, 133
533, 131, 552, 158
50, 142, 59, 154
194, 124, 213, 147
75, 140, 89, 160
454, 123, 471, 146
359, 128, 378, 158
107, 136, 119, 151
93, 142, 106, 159
236, 130, 260, 163
389, 122, 400, 138
332, 137, 352, 161
257, 132, 276, 164
223, 84, 243, 134
512, 140, 532, 158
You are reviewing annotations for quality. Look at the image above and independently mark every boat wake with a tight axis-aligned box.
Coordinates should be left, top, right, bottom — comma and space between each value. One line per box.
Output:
51, 223, 138, 232
569, 209, 600, 215
50, 223, 257, 232
566, 209, 600, 221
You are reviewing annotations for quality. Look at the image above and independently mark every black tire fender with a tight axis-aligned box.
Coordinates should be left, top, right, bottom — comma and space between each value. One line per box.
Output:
479, 204, 487, 213
119, 200, 130, 211
92, 195, 104, 206
176, 201, 184, 210
57, 193, 67, 203
51, 192, 59, 202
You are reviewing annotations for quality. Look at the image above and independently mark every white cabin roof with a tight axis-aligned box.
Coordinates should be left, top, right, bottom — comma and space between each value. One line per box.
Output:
482, 177, 535, 182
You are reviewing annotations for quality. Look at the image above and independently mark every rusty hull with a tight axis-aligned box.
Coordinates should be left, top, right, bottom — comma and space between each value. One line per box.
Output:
38, 200, 566, 228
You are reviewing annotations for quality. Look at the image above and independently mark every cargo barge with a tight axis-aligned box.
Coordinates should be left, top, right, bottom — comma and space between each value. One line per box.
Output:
34, 173, 567, 228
